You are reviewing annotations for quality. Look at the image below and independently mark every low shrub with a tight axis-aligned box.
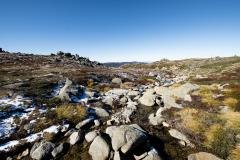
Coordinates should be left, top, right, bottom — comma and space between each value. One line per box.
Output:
33, 118, 53, 133
46, 97, 62, 107
204, 125, 237, 159
55, 104, 87, 124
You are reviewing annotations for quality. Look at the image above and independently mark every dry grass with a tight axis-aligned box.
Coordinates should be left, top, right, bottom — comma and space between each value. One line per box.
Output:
56, 104, 87, 124
220, 111, 240, 128
175, 108, 203, 133
204, 125, 237, 159
204, 124, 222, 147
87, 79, 94, 88
229, 146, 240, 160
43, 132, 56, 142
223, 97, 238, 110
198, 85, 221, 107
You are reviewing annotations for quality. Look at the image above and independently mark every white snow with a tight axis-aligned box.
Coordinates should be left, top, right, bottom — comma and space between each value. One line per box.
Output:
43, 125, 59, 134
0, 140, 19, 151
0, 125, 63, 151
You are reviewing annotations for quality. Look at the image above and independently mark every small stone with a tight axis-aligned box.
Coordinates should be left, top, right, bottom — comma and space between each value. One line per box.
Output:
76, 118, 94, 129
112, 78, 122, 84
85, 130, 98, 143
64, 128, 75, 137
94, 119, 101, 127
94, 107, 109, 117
69, 131, 84, 145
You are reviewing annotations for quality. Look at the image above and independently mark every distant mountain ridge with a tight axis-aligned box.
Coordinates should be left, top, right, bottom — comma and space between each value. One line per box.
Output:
103, 61, 147, 67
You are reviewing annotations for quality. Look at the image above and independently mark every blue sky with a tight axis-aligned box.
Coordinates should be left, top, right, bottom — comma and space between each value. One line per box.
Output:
1, 0, 240, 62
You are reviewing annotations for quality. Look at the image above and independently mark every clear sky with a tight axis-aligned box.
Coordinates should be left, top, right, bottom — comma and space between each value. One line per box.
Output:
1, 0, 240, 62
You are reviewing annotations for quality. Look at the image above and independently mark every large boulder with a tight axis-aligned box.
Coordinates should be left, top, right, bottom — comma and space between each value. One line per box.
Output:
69, 131, 84, 145
139, 89, 157, 107
89, 136, 110, 160
58, 78, 72, 101
112, 78, 122, 84
30, 140, 55, 160
188, 152, 223, 160
106, 124, 147, 153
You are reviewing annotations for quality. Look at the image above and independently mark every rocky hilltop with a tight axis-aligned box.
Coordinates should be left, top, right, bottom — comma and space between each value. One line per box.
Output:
0, 51, 103, 68
0, 53, 239, 160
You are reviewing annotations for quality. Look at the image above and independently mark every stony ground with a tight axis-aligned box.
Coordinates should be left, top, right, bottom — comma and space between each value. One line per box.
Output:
0, 52, 239, 160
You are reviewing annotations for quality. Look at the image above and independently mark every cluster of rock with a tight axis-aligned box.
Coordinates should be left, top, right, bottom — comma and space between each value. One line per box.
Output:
148, 71, 189, 87
89, 124, 162, 160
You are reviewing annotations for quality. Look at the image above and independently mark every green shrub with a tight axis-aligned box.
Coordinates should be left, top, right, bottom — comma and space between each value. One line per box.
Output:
46, 97, 62, 107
